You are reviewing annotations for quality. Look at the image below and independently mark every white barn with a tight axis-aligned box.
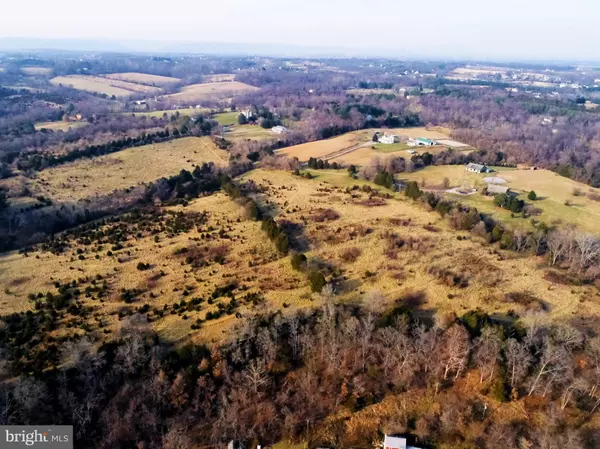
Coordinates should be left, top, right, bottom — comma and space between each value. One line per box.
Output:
379, 133, 398, 144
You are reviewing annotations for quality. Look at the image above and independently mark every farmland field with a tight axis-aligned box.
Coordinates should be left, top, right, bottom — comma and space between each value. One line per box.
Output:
124, 107, 209, 118
21, 67, 53, 76
398, 165, 600, 234
163, 81, 259, 102
26, 137, 228, 202
213, 111, 239, 126
276, 133, 362, 161
225, 125, 276, 141
448, 66, 508, 80
34, 120, 88, 132
51, 75, 138, 97
372, 142, 412, 153
277, 127, 452, 163
0, 169, 594, 345
50, 75, 162, 97
104, 72, 180, 85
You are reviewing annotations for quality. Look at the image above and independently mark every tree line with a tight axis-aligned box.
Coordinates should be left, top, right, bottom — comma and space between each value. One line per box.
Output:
1, 303, 599, 449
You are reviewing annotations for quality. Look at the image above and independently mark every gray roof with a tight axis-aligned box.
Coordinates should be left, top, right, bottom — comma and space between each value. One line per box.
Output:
487, 184, 509, 194
467, 162, 487, 171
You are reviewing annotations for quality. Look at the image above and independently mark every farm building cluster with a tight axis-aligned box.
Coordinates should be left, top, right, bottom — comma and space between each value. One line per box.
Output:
375, 133, 439, 147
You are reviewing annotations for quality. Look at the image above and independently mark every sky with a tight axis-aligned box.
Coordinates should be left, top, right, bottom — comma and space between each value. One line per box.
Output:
1, 0, 599, 60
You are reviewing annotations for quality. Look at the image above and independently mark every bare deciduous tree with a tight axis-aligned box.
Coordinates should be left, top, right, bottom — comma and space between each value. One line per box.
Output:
440, 324, 471, 380
474, 326, 502, 382
505, 338, 532, 394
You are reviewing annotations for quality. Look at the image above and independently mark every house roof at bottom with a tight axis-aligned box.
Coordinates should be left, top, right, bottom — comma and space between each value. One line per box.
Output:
384, 436, 407, 449
467, 162, 486, 171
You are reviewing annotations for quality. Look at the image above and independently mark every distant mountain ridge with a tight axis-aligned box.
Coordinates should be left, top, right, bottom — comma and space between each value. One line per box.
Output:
0, 37, 363, 58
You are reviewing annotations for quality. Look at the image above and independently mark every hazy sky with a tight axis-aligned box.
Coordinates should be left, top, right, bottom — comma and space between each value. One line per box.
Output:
2, 0, 599, 60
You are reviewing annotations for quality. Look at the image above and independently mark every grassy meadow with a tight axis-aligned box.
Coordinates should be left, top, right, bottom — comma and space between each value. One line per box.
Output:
398, 165, 600, 234
104, 72, 180, 85
1, 169, 594, 347
51, 75, 163, 97
213, 111, 239, 126
34, 121, 88, 132
163, 81, 259, 102
27, 137, 228, 202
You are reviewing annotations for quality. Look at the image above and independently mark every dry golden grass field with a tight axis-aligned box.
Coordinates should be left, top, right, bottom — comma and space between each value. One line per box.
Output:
104, 72, 180, 85
0, 193, 294, 344
398, 165, 600, 235
0, 169, 595, 348
163, 81, 259, 102
50, 75, 162, 97
27, 137, 229, 202
276, 133, 363, 161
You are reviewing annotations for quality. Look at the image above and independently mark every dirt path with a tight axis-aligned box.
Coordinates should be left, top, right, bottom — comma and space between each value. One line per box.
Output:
200, 139, 227, 163
321, 141, 372, 161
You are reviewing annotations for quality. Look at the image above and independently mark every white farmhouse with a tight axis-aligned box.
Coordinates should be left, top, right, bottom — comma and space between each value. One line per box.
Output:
466, 163, 491, 173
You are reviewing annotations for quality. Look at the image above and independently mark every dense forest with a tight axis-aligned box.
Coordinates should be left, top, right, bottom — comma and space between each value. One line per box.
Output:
2, 304, 600, 449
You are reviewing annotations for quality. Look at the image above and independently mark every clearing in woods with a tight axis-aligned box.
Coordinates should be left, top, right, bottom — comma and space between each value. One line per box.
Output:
34, 121, 88, 132
50, 75, 163, 97
213, 111, 282, 140
0, 169, 592, 346
225, 125, 277, 141
398, 165, 600, 235
27, 137, 229, 202
162, 81, 259, 102
104, 72, 181, 85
